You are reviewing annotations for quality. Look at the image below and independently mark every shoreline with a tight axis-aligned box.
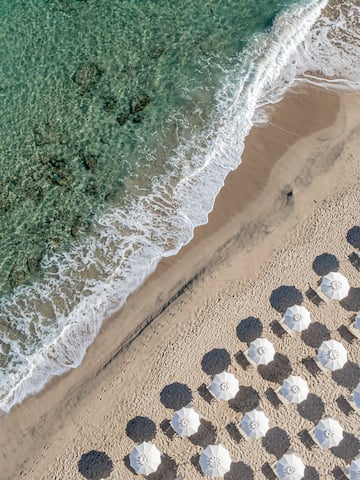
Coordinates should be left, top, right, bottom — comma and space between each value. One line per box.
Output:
1, 85, 359, 479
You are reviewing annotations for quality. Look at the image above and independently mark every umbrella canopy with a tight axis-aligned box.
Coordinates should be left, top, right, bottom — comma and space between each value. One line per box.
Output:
276, 451, 305, 480
355, 313, 360, 330
247, 338, 275, 366
171, 407, 201, 437
314, 417, 343, 448
320, 272, 350, 300
317, 340, 347, 371
349, 456, 360, 480
280, 376, 309, 404
240, 408, 269, 439
352, 383, 360, 409
130, 442, 161, 475
208, 371, 239, 401
199, 444, 232, 478
283, 305, 311, 332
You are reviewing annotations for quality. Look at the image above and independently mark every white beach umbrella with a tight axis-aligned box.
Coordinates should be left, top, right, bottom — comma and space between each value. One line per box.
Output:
314, 417, 343, 448
283, 305, 311, 332
276, 451, 305, 480
352, 383, 360, 409
208, 371, 239, 401
199, 444, 232, 478
320, 272, 350, 300
129, 442, 161, 476
349, 455, 360, 480
240, 408, 269, 439
171, 406, 201, 437
317, 340, 347, 371
280, 376, 309, 404
247, 338, 275, 366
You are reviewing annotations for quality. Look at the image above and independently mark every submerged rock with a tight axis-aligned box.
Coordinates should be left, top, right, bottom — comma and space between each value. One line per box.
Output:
42, 155, 73, 186
33, 122, 64, 146
103, 96, 118, 113
79, 150, 97, 171
116, 112, 130, 126
8, 265, 27, 289
84, 179, 98, 196
130, 94, 151, 113
132, 114, 142, 123
148, 47, 164, 58
72, 63, 103, 91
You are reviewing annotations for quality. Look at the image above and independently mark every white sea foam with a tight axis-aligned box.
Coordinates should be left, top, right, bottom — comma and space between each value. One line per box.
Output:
1, 0, 359, 414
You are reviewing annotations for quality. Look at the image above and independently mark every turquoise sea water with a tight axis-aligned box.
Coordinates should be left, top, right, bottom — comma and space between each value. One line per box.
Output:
0, 0, 359, 412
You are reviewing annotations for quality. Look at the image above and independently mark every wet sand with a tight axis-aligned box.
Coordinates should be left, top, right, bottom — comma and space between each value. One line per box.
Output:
1, 85, 359, 480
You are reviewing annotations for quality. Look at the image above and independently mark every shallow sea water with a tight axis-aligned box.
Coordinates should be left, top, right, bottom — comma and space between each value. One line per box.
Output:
0, 0, 359, 412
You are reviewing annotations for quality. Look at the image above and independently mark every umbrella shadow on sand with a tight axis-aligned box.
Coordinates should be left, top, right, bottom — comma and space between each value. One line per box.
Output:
189, 419, 217, 447
262, 427, 291, 459
331, 433, 360, 463
236, 317, 263, 344
229, 385, 260, 413
224, 461, 254, 480
201, 348, 231, 375
301, 322, 330, 349
160, 383, 192, 410
78, 451, 113, 480
340, 287, 360, 311
297, 393, 325, 424
270, 286, 303, 314
126, 416, 156, 442
332, 361, 360, 390
258, 353, 292, 384
346, 226, 360, 249
124, 453, 178, 480
312, 253, 339, 276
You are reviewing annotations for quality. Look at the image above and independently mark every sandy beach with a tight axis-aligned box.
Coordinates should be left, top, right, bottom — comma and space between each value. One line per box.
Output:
1, 85, 359, 480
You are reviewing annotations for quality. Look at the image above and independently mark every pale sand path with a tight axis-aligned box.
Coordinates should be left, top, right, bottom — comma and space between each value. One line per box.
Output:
1, 88, 360, 480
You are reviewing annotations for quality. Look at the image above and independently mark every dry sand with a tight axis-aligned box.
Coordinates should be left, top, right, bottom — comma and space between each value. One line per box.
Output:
1, 86, 360, 480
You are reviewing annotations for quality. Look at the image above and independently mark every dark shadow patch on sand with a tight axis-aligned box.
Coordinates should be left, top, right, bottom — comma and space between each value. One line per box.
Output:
331, 433, 360, 463
191, 454, 202, 474
349, 252, 360, 272
305, 287, 323, 307
78, 451, 113, 480
189, 419, 217, 447
346, 226, 360, 249
301, 322, 330, 348
258, 353, 292, 384
332, 466, 348, 480
201, 348, 231, 375
160, 383, 192, 410
297, 394, 325, 424
312, 253, 339, 276
236, 317, 263, 343
304, 466, 320, 480
160, 419, 175, 440
226, 422, 243, 443
270, 286, 303, 314
270, 320, 287, 339
338, 324, 356, 344
340, 288, 360, 311
265, 387, 281, 409
302, 357, 321, 377
229, 385, 260, 413
235, 350, 251, 370
126, 416, 156, 442
262, 427, 290, 459
262, 462, 277, 480
332, 361, 360, 390
298, 429, 315, 450
147, 453, 177, 480
224, 461, 254, 480
336, 395, 353, 416
198, 383, 213, 404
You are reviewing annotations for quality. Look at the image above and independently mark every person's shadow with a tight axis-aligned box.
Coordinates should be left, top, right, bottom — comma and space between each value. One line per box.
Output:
78, 451, 113, 480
